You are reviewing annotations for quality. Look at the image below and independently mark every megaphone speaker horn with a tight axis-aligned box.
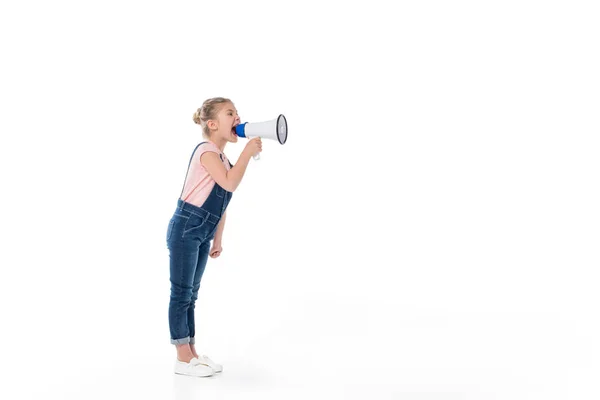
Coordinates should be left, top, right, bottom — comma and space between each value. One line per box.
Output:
235, 114, 288, 145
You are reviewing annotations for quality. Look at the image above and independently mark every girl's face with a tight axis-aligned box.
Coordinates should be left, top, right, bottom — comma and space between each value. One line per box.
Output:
210, 102, 241, 143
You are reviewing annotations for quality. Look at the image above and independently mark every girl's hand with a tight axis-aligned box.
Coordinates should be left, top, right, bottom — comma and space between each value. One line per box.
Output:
209, 241, 223, 258
244, 137, 262, 157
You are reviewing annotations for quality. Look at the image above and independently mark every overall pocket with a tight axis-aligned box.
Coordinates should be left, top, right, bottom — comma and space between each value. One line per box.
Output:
166, 220, 175, 241
183, 210, 220, 242
183, 212, 209, 239
167, 213, 189, 243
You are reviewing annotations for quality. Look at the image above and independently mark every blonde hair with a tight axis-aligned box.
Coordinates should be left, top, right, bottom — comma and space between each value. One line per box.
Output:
193, 97, 232, 138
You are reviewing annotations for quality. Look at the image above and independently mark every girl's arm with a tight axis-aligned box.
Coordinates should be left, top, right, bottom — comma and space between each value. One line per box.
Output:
210, 211, 226, 258
200, 138, 261, 192
213, 211, 226, 245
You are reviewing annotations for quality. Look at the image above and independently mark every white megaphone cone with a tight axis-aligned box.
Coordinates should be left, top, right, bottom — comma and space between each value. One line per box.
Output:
234, 114, 288, 160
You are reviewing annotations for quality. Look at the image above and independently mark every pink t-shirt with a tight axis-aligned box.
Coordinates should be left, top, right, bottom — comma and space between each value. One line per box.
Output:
180, 141, 232, 208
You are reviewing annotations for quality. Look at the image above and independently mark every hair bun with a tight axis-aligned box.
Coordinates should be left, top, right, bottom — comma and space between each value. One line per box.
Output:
193, 109, 202, 125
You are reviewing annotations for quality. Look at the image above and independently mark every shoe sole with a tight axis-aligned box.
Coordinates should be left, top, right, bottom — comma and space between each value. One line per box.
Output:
174, 370, 214, 377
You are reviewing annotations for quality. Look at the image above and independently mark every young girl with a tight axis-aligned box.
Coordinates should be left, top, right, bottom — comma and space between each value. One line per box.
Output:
166, 97, 262, 377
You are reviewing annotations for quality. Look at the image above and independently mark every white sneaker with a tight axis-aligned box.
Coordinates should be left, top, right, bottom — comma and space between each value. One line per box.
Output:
174, 357, 214, 377
197, 354, 223, 373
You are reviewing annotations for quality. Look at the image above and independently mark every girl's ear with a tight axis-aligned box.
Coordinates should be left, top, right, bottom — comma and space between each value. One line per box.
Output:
207, 120, 218, 131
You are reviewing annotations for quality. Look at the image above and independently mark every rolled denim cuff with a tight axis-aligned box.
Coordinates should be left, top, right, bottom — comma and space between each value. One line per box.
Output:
171, 336, 191, 345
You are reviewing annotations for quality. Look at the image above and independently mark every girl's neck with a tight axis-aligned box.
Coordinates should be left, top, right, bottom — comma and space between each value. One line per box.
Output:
208, 137, 227, 153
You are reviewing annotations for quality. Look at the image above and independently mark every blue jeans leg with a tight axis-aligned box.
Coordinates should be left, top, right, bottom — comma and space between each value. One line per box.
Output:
188, 241, 210, 344
168, 240, 200, 345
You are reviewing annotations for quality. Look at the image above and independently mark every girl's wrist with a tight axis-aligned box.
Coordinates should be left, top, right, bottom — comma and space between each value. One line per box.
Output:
240, 148, 253, 161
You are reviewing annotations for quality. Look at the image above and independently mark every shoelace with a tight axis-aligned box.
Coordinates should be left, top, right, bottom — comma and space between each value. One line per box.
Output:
188, 358, 210, 367
202, 355, 221, 367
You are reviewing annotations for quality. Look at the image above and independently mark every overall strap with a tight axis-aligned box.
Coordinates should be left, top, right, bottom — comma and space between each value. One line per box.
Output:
178, 142, 207, 209
219, 154, 235, 169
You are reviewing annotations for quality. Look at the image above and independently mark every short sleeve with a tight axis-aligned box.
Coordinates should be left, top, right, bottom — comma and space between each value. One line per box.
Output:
196, 142, 231, 171
197, 142, 221, 169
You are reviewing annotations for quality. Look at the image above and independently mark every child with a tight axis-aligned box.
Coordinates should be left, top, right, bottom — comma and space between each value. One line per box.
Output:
166, 97, 262, 377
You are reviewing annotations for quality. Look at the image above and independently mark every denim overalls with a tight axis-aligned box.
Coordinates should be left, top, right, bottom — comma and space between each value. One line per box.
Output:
166, 142, 233, 345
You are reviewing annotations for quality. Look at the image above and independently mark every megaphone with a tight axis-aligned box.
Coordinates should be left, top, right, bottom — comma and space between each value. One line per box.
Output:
235, 114, 288, 160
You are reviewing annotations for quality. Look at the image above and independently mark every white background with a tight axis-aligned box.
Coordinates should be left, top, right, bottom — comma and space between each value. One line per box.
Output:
1, 0, 599, 399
